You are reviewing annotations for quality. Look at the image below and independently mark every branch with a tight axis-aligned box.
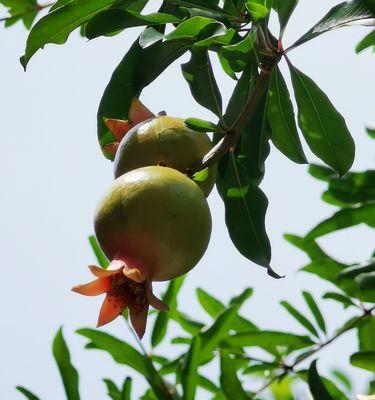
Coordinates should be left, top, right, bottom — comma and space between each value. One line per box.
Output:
190, 69, 273, 174
253, 305, 375, 398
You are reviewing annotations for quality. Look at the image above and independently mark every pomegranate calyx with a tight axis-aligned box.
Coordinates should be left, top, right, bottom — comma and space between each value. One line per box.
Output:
104, 98, 155, 146
72, 260, 167, 338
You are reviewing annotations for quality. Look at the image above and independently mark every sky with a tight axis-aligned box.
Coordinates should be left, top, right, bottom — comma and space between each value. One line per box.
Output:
1, 1, 375, 399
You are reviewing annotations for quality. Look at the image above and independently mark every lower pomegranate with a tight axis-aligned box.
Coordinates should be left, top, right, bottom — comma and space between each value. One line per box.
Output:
72, 166, 212, 338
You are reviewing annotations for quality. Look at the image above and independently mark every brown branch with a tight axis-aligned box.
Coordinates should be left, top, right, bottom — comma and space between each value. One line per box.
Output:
253, 305, 375, 398
190, 68, 274, 174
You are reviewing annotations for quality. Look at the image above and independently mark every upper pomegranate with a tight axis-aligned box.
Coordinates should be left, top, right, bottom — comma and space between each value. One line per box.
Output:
109, 115, 216, 196
72, 166, 212, 338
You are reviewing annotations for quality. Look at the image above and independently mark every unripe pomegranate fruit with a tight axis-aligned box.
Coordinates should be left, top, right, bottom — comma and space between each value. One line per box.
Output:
72, 166, 212, 338
113, 116, 216, 196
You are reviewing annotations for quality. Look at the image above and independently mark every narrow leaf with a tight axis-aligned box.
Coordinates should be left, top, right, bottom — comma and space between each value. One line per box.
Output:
289, 64, 355, 175
322, 292, 356, 309
350, 351, 375, 372
306, 203, 375, 239
182, 46, 223, 117
184, 118, 221, 132
331, 369, 352, 392
21, 0, 118, 68
291, 0, 375, 50
86, 10, 181, 39
222, 330, 314, 351
199, 306, 239, 362
302, 291, 327, 334
151, 276, 185, 348
220, 351, 250, 400
181, 336, 201, 400
98, 38, 187, 156
356, 29, 375, 52
52, 328, 80, 400
121, 377, 132, 400
88, 235, 109, 268
267, 66, 306, 164
273, 0, 299, 34
280, 300, 320, 338
16, 387, 42, 400
308, 360, 334, 400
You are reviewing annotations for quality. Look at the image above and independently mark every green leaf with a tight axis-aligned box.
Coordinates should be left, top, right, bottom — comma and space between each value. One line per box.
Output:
245, 1, 269, 22
185, 118, 221, 133
322, 292, 356, 309
229, 288, 253, 306
280, 300, 320, 338
151, 276, 185, 348
0, 0, 39, 29
220, 351, 250, 400
88, 235, 109, 268
181, 336, 201, 400
121, 377, 132, 400
77, 329, 171, 399
350, 351, 375, 372
16, 387, 42, 400
321, 169, 375, 206
172, 311, 205, 335
331, 369, 352, 392
239, 88, 271, 185
308, 360, 334, 400
338, 261, 375, 302
198, 375, 220, 393
367, 127, 375, 139
267, 66, 307, 164
165, 0, 224, 13
273, 0, 299, 34
85, 10, 181, 39
222, 330, 314, 352
289, 64, 354, 175
291, 0, 375, 50
220, 33, 256, 73
98, 38, 187, 157
165, 16, 226, 42
306, 203, 375, 239
308, 164, 338, 182
52, 328, 80, 400
199, 306, 239, 362
182, 46, 222, 117
358, 317, 375, 351
284, 234, 330, 261
216, 152, 280, 277
193, 168, 210, 183
196, 288, 225, 317
103, 379, 121, 400
356, 29, 375, 52
21, 0, 119, 68
77, 329, 148, 374
302, 291, 327, 335
301, 259, 347, 284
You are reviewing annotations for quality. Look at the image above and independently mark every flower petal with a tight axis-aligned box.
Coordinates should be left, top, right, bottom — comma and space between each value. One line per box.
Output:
129, 98, 154, 124
97, 295, 126, 327
129, 304, 148, 339
71, 277, 110, 296
104, 119, 133, 142
146, 281, 169, 311
89, 265, 122, 278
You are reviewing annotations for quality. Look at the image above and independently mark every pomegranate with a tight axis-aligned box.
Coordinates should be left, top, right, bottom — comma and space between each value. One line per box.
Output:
72, 166, 212, 338
106, 114, 216, 196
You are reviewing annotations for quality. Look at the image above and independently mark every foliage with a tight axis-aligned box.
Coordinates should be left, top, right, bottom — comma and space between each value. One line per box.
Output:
2, 0, 374, 398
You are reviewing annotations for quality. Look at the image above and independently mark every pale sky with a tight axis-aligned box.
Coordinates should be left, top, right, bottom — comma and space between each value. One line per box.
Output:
1, 1, 375, 399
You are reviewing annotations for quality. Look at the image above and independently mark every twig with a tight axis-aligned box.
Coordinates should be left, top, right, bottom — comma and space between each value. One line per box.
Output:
124, 318, 179, 400
253, 305, 375, 398
190, 68, 274, 174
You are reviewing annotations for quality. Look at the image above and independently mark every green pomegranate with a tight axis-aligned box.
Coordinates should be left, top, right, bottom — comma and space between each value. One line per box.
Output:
113, 116, 216, 196
72, 166, 212, 338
